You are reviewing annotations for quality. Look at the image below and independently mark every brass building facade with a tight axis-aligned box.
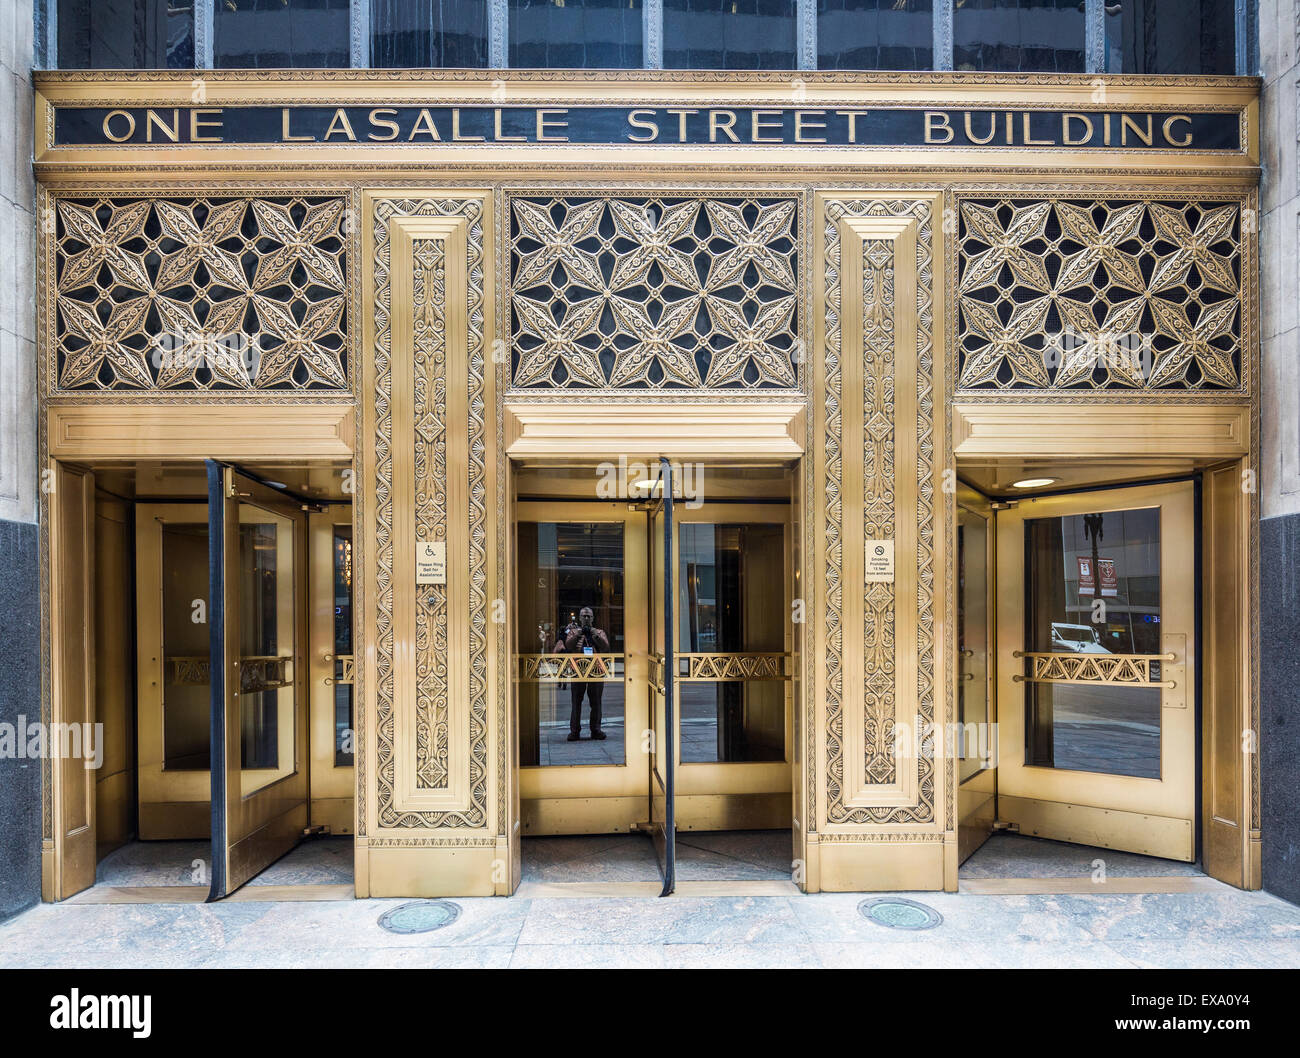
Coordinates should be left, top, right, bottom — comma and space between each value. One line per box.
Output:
24, 59, 1264, 898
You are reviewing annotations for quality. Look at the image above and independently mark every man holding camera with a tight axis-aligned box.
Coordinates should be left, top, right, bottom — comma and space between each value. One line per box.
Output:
556, 605, 610, 741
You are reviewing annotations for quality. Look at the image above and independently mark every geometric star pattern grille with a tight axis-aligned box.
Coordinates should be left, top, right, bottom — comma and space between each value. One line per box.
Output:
957, 198, 1242, 391
508, 194, 800, 390
53, 195, 348, 390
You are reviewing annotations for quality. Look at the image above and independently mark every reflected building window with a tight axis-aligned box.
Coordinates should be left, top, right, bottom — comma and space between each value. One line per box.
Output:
953, 0, 1085, 73
817, 0, 934, 71
663, 0, 797, 70
509, 0, 644, 69
56, 0, 195, 69
371, 0, 490, 67
1104, 0, 1236, 74
214, 0, 351, 69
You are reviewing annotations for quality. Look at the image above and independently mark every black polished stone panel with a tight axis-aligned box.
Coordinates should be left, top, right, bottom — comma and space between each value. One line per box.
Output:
0, 519, 40, 923
1262, 513, 1300, 906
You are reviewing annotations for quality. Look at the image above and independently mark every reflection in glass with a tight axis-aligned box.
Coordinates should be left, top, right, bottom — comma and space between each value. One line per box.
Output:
214, 0, 351, 69
510, 0, 644, 69
1104, 0, 1235, 74
678, 523, 785, 763
517, 523, 626, 767
333, 526, 354, 766
237, 506, 296, 794
664, 0, 797, 70
817, 0, 933, 71
161, 522, 211, 770
1025, 507, 1162, 778
371, 0, 490, 67
957, 508, 990, 783
953, 0, 1085, 73
57, 0, 194, 69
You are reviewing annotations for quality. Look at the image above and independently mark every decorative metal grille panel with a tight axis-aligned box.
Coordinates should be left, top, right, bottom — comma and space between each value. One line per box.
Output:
956, 197, 1244, 391
507, 193, 800, 390
52, 195, 349, 391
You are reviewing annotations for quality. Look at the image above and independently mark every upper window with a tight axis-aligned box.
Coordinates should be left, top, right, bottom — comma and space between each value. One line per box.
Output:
509, 0, 644, 69
214, 0, 351, 69
371, 0, 490, 67
817, 0, 933, 71
663, 0, 797, 70
953, 0, 1085, 73
1105, 0, 1236, 75
56, 0, 194, 69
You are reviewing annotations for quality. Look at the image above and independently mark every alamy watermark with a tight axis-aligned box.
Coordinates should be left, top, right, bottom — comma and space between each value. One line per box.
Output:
0, 715, 103, 769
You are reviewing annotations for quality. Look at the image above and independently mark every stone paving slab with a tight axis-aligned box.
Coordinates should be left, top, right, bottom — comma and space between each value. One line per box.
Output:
1, 883, 1298, 969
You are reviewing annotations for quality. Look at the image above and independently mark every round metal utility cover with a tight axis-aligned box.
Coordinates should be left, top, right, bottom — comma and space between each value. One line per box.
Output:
377, 899, 462, 934
857, 897, 943, 930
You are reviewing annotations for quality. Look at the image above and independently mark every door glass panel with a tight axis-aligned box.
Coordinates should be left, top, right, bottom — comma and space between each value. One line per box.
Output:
677, 523, 785, 763
1024, 507, 1162, 778
238, 505, 296, 794
517, 522, 625, 766
957, 508, 990, 783
161, 522, 211, 770
332, 525, 354, 766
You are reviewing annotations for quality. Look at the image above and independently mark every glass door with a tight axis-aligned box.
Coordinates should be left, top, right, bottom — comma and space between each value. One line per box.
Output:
514, 501, 644, 836
208, 462, 309, 899
647, 459, 675, 895
995, 480, 1196, 861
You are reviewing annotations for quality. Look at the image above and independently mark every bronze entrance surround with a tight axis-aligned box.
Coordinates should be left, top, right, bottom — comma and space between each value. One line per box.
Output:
33, 71, 1261, 899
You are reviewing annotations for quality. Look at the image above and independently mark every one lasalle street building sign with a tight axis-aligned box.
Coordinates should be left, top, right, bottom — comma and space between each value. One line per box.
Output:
58, 103, 1242, 151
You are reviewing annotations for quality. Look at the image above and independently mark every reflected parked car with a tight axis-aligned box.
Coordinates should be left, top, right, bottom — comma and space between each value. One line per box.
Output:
1050, 622, 1111, 653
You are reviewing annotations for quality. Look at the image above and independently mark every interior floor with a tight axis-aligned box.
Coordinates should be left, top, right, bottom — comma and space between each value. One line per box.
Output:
960, 833, 1205, 879
522, 830, 793, 883
94, 837, 355, 888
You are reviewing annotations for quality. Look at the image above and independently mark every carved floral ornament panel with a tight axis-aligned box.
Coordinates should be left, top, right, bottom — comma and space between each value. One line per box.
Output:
507, 193, 801, 390
50, 195, 350, 391
956, 197, 1245, 392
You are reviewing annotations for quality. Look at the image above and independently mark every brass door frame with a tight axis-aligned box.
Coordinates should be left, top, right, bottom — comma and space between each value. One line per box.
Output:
515, 499, 650, 835
995, 480, 1197, 861
956, 483, 996, 864
671, 501, 795, 833
308, 510, 356, 835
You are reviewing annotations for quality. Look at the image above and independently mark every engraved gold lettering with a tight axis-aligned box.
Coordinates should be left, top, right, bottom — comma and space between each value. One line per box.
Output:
709, 110, 740, 143
408, 108, 442, 140
323, 108, 356, 141
924, 111, 954, 144
536, 108, 569, 142
452, 108, 484, 142
664, 108, 698, 142
795, 109, 827, 143
1062, 112, 1094, 146
1162, 113, 1193, 147
963, 111, 997, 145
190, 108, 222, 143
1022, 112, 1052, 146
145, 109, 179, 143
368, 107, 400, 141
1121, 113, 1153, 146
102, 109, 135, 142
626, 109, 660, 142
494, 108, 525, 142
751, 109, 782, 143
835, 109, 862, 143
282, 107, 313, 141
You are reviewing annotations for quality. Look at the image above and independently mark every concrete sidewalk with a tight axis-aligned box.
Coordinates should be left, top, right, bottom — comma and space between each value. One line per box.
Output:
1, 882, 1298, 969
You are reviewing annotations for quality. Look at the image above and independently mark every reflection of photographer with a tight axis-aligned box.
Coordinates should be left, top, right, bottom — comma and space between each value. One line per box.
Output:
555, 606, 610, 742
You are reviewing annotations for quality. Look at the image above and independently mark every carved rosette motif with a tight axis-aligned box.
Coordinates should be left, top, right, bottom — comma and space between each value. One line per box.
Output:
372, 196, 488, 830
52, 195, 349, 391
507, 193, 800, 390
957, 196, 1244, 392
823, 197, 936, 827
